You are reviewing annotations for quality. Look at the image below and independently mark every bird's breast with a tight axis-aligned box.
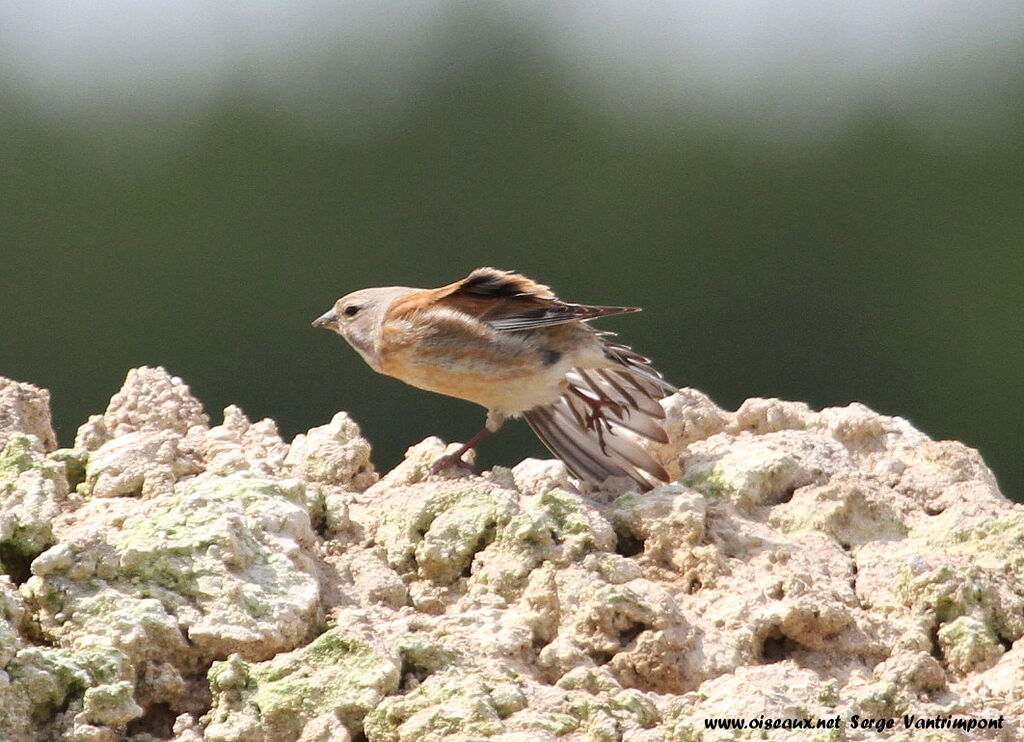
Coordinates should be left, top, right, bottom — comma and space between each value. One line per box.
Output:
377, 317, 574, 414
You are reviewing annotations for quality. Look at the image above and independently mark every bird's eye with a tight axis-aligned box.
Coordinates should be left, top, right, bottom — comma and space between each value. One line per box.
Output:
344, 305, 360, 317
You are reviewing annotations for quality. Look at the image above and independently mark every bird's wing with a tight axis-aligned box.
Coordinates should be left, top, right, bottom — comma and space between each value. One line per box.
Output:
480, 303, 641, 332
389, 267, 640, 332
524, 339, 677, 491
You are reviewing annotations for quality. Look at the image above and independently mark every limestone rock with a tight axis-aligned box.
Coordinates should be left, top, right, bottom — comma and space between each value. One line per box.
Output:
0, 433, 69, 570
511, 457, 573, 495
200, 405, 291, 478
74, 366, 209, 451
23, 475, 322, 700
286, 411, 377, 491
80, 430, 202, 498
370, 436, 472, 491
0, 371, 1019, 742
203, 622, 400, 742
0, 376, 57, 452
0, 642, 139, 742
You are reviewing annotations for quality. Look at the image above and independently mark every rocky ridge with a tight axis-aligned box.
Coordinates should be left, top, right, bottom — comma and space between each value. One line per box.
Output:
0, 367, 1020, 741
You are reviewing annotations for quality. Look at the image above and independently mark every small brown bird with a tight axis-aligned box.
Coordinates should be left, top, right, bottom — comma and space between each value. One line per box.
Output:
313, 268, 676, 490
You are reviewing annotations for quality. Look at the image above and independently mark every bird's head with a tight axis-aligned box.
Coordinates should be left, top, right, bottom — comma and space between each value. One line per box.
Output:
312, 286, 413, 370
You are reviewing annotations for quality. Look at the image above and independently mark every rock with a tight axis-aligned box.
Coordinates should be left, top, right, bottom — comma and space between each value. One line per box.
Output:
372, 479, 521, 585
0, 644, 139, 742
24, 476, 321, 675
370, 436, 473, 491
81, 680, 144, 726
608, 484, 711, 580
203, 623, 401, 742
0, 369, 1021, 741
285, 411, 377, 491
680, 430, 848, 508
80, 430, 202, 498
658, 388, 730, 456
201, 405, 291, 478
74, 366, 209, 450
0, 433, 69, 572
511, 458, 573, 495
0, 376, 57, 452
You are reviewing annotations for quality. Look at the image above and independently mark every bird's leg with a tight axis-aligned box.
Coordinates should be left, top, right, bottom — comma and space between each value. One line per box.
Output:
431, 411, 505, 474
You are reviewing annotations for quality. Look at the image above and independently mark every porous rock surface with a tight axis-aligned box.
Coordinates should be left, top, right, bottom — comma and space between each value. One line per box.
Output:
0, 367, 1020, 741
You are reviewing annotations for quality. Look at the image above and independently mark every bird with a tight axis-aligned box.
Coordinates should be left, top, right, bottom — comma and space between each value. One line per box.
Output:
312, 267, 676, 490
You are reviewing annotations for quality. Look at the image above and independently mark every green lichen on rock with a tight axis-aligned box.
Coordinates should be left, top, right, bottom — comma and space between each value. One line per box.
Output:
771, 480, 908, 546
570, 687, 661, 739
24, 474, 320, 669
81, 680, 143, 726
1, 645, 137, 742
49, 447, 88, 491
921, 509, 1024, 579
363, 670, 515, 742
937, 615, 1002, 674
204, 628, 400, 741
680, 431, 844, 508
0, 433, 68, 574
466, 486, 619, 600
365, 667, 668, 742
0, 433, 37, 476
682, 444, 807, 506
375, 484, 519, 583
374, 481, 619, 602
886, 527, 1024, 656
680, 467, 732, 502
0, 591, 22, 671
524, 488, 616, 559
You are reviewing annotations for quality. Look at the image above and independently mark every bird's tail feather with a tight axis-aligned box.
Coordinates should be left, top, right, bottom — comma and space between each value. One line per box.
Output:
523, 352, 676, 491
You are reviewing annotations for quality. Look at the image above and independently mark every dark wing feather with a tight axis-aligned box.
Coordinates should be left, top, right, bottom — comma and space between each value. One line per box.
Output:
486, 303, 640, 332
451, 267, 556, 299
437, 267, 641, 332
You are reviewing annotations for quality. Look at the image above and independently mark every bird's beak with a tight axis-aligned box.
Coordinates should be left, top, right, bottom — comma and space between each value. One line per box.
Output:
312, 309, 337, 329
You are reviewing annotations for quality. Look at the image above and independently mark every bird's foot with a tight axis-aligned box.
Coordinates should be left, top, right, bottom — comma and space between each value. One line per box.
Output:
429, 426, 492, 476
430, 452, 478, 475
572, 389, 625, 433
576, 396, 625, 454
583, 401, 624, 431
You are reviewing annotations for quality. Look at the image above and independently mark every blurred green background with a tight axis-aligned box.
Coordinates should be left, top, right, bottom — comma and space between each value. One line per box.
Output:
1, 3, 1021, 500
